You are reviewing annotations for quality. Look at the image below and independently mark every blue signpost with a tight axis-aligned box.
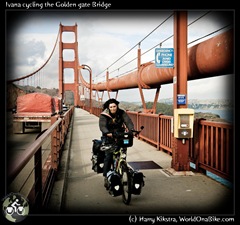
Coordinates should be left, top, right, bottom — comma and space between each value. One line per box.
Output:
155, 48, 174, 68
177, 94, 186, 105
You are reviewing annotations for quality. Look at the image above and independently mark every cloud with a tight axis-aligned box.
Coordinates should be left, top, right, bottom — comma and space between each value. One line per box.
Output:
6, 10, 234, 101
188, 75, 234, 100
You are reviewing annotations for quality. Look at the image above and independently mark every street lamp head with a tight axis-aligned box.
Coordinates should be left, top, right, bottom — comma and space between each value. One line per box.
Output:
78, 65, 86, 69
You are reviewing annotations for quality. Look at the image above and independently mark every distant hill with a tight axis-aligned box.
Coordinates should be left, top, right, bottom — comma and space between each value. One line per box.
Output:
15, 85, 59, 97
159, 98, 233, 110
9, 85, 231, 122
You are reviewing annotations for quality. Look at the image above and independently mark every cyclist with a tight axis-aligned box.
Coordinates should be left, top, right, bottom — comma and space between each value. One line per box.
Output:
99, 98, 134, 188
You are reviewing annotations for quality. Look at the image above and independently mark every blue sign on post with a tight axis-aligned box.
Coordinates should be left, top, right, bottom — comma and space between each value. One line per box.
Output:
155, 48, 174, 68
177, 94, 186, 105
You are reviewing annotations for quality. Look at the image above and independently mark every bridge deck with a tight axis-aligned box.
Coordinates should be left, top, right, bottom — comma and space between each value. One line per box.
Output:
47, 108, 234, 215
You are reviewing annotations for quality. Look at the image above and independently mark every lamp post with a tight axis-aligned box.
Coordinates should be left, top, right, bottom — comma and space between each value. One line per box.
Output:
78, 64, 92, 114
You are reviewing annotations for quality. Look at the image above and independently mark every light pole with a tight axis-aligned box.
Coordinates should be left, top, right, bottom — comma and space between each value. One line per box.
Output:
78, 64, 92, 114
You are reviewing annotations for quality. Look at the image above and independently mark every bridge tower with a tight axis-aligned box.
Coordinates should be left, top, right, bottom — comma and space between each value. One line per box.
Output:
58, 23, 81, 107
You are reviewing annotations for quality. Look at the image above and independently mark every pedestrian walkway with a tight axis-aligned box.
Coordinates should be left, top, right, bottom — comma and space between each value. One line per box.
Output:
47, 108, 234, 215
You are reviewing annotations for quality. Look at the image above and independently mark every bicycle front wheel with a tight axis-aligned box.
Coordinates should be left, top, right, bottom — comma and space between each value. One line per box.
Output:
120, 162, 131, 205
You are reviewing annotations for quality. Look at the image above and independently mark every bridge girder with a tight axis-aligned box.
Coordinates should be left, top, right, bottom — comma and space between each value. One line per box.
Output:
79, 28, 233, 92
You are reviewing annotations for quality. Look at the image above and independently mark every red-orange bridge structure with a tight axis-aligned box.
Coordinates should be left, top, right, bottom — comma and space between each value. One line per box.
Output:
6, 11, 235, 211
7, 12, 234, 198
57, 12, 234, 174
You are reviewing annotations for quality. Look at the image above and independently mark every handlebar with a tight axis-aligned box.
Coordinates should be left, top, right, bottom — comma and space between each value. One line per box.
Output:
100, 126, 144, 152
130, 125, 144, 136
113, 126, 144, 138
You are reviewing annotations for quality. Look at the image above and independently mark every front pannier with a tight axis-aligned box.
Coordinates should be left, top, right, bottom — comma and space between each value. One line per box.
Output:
130, 170, 145, 195
107, 170, 123, 197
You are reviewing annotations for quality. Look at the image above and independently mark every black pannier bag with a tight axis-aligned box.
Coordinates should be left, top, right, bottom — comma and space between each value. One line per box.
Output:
92, 139, 102, 154
130, 170, 145, 195
91, 139, 104, 173
107, 170, 123, 197
116, 132, 133, 148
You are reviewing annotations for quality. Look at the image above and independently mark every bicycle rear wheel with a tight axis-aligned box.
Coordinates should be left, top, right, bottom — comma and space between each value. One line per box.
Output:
120, 162, 131, 205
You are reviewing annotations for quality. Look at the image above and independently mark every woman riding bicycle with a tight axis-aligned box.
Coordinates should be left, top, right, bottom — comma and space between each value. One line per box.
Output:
99, 98, 134, 188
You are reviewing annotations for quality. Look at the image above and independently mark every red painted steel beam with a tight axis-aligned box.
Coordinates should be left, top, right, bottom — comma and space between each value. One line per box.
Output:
80, 28, 233, 92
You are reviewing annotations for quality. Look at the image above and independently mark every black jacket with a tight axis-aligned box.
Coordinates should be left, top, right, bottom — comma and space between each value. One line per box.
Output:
99, 108, 134, 136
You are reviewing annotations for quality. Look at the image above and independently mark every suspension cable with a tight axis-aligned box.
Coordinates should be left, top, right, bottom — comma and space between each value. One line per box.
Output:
7, 27, 60, 84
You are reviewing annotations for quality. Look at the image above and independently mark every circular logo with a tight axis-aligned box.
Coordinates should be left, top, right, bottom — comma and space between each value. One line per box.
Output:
2, 192, 29, 223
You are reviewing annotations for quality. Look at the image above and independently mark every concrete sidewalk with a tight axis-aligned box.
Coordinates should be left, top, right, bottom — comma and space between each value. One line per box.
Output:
47, 108, 234, 215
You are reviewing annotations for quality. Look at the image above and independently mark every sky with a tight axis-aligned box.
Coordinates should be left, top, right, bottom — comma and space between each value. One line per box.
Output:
6, 10, 234, 103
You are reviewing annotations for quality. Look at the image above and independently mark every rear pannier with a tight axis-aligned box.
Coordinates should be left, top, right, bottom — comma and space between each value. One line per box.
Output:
91, 139, 104, 173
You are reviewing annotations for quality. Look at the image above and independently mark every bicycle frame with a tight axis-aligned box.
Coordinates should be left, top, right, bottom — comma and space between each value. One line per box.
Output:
106, 126, 144, 205
108, 145, 131, 204
113, 147, 127, 175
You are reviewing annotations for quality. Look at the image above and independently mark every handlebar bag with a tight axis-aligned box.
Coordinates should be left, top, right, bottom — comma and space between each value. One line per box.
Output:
116, 132, 133, 147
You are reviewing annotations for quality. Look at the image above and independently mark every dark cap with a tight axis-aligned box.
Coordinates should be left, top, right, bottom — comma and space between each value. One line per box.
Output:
103, 98, 119, 110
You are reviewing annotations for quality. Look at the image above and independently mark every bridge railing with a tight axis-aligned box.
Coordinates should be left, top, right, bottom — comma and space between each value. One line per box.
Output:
91, 107, 233, 182
7, 106, 74, 210
190, 119, 233, 181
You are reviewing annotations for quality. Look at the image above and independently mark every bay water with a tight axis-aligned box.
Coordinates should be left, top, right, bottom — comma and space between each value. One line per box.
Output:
194, 108, 234, 123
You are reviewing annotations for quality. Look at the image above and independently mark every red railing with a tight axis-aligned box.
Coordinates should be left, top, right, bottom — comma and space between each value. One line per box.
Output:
91, 107, 233, 182
7, 107, 74, 209
192, 119, 233, 181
